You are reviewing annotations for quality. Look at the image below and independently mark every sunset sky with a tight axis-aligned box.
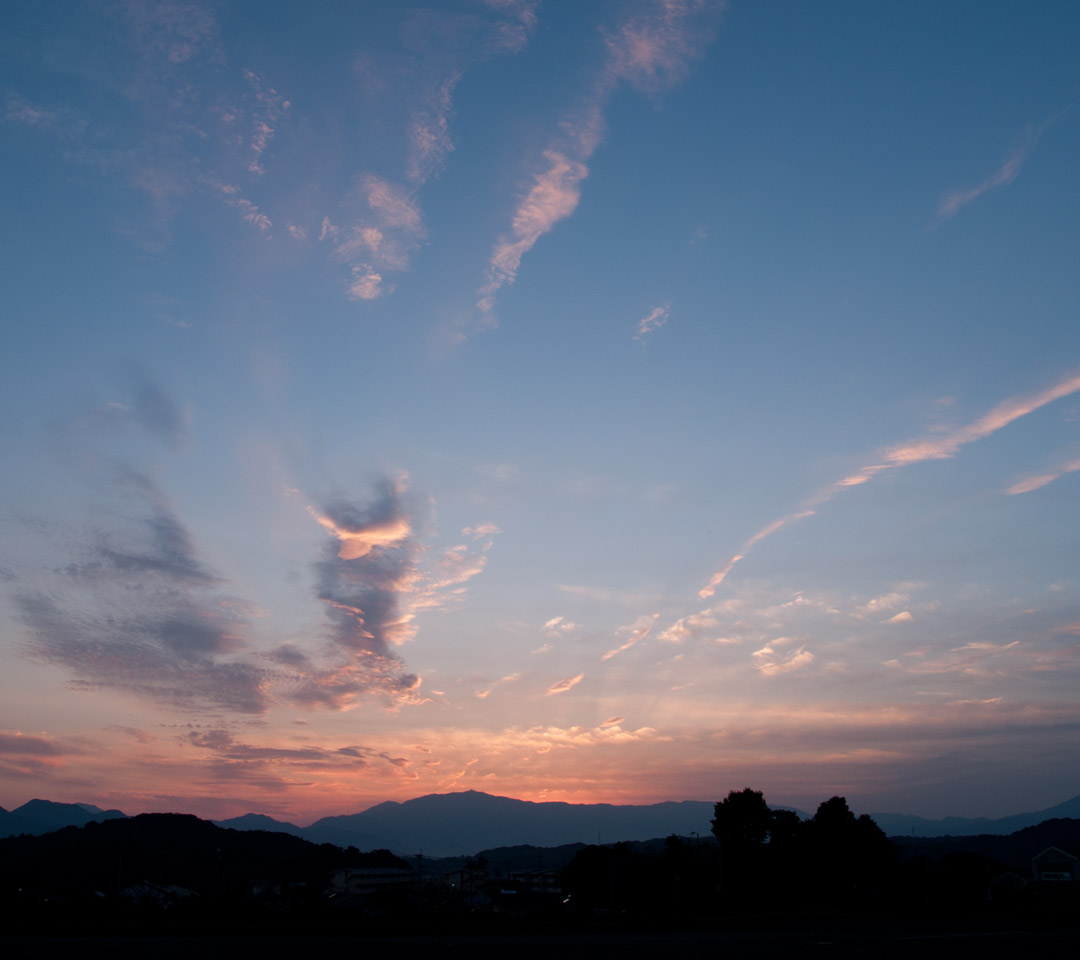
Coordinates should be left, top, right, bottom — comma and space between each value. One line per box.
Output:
2, 0, 1079, 825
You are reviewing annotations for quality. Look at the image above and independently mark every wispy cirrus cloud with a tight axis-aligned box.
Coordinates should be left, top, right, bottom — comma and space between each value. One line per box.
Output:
876, 371, 1080, 468
240, 70, 290, 176
601, 613, 659, 660
0, 731, 67, 757
204, 178, 273, 233
16, 471, 269, 714
634, 303, 671, 342
1, 1, 292, 243
477, 149, 592, 316
700, 510, 815, 598
475, 672, 521, 699
885, 639, 1022, 679
474, 0, 721, 326
10, 384, 497, 718
0, 731, 78, 780
543, 615, 578, 637
938, 116, 1060, 220
121, 0, 222, 66
75, 371, 189, 446
657, 607, 738, 644
327, 175, 427, 300
752, 642, 815, 677
700, 369, 1080, 598
325, 4, 537, 300
463, 522, 501, 540
546, 673, 585, 696
1007, 457, 1080, 495
9, 380, 265, 716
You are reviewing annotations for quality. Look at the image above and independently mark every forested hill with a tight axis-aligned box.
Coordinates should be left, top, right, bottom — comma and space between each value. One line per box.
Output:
892, 817, 1080, 869
0, 813, 406, 897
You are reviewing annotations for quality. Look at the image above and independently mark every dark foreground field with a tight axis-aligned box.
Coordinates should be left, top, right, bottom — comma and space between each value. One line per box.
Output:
4, 927, 1080, 959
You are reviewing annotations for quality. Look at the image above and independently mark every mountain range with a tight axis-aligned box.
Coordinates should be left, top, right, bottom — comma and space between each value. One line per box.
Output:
223, 791, 718, 857
0, 799, 126, 839
3, 790, 1079, 855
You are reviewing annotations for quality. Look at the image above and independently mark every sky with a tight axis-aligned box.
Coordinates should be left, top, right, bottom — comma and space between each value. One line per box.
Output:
2, 0, 1079, 825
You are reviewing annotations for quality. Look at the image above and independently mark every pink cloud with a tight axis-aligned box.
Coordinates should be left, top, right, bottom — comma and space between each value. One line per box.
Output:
883, 371, 1080, 466
475, 1, 720, 324
701, 370, 1080, 599
347, 268, 385, 301
601, 614, 658, 660
242, 70, 290, 176
543, 616, 578, 637
462, 522, 501, 540
700, 511, 814, 598
1007, 458, 1080, 495
657, 608, 730, 644
604, 0, 718, 95
752, 643, 815, 677
477, 151, 589, 314
0, 731, 67, 757
546, 673, 585, 696
332, 175, 426, 299
203, 178, 272, 233
634, 303, 671, 342
310, 504, 410, 560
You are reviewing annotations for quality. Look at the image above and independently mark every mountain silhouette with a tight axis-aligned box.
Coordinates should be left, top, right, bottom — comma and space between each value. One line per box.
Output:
0, 812, 407, 897
0, 798, 126, 838
870, 794, 1080, 837
212, 812, 305, 836
300, 790, 718, 856
7, 790, 1080, 852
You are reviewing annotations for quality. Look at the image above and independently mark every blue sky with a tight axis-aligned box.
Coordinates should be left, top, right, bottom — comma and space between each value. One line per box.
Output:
2, 0, 1079, 823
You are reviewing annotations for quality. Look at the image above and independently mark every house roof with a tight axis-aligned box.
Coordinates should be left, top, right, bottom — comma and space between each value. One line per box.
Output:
1032, 845, 1078, 863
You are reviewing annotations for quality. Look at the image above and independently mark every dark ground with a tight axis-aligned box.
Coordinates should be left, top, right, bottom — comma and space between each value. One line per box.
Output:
4, 927, 1080, 959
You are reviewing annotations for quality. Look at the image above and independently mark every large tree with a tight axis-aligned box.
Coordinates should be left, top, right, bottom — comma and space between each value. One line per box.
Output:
711, 787, 773, 849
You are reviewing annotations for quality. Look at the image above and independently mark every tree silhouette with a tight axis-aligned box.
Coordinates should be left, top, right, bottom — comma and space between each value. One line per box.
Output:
710, 788, 777, 904
711, 788, 772, 848
804, 796, 894, 907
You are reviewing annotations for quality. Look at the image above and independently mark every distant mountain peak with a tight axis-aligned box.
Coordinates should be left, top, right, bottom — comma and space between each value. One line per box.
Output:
0, 798, 127, 840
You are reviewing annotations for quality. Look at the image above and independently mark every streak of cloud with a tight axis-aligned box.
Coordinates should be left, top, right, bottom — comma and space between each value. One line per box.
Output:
0, 730, 76, 780
543, 616, 578, 637
657, 608, 735, 644
1007, 458, 1080, 495
546, 673, 585, 696
701, 369, 1080, 598
634, 303, 671, 342
876, 372, 1080, 467
752, 643, 815, 677
330, 174, 427, 300
332, 4, 537, 299
700, 511, 814, 598
938, 116, 1060, 220
475, 672, 520, 699
463, 522, 501, 540
475, 0, 720, 325
601, 613, 659, 660
16, 472, 269, 714
0, 731, 67, 757
241, 70, 290, 176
